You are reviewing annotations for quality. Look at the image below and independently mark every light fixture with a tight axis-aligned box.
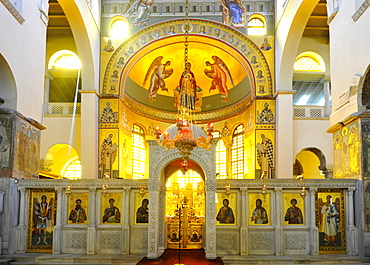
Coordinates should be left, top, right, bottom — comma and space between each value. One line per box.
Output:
260, 174, 267, 197
139, 175, 146, 197
66, 185, 72, 196
225, 183, 231, 196
102, 184, 108, 196
296, 174, 306, 198
155, 0, 214, 163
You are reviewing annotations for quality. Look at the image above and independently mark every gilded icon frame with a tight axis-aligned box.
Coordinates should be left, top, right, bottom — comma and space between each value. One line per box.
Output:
316, 188, 346, 253
27, 188, 57, 252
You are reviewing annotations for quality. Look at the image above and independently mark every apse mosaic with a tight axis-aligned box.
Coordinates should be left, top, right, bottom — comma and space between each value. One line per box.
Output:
27, 189, 57, 252
316, 189, 346, 253
100, 18, 273, 123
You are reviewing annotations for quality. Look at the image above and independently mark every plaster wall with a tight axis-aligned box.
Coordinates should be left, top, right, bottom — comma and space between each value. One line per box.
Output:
0, 2, 47, 122
329, 1, 370, 124
40, 117, 82, 160
293, 119, 332, 166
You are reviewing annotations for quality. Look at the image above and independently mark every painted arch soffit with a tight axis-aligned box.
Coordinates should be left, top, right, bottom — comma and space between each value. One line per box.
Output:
102, 19, 273, 123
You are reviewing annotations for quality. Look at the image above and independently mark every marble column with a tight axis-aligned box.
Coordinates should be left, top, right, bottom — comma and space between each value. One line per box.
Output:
309, 188, 319, 255
205, 189, 216, 259
147, 190, 160, 259
275, 91, 295, 179
52, 187, 63, 254
122, 187, 130, 254
240, 188, 248, 255
323, 80, 331, 117
275, 187, 283, 255
79, 90, 99, 179
87, 187, 96, 254
346, 187, 358, 255
15, 187, 26, 253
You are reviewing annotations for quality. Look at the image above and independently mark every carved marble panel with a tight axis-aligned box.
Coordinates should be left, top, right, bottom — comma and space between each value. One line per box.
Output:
130, 229, 148, 254
283, 231, 309, 254
216, 230, 239, 254
248, 230, 275, 254
63, 231, 87, 253
96, 229, 122, 253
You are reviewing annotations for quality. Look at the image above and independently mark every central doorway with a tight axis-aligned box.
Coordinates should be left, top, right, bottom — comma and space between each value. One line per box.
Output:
165, 168, 205, 249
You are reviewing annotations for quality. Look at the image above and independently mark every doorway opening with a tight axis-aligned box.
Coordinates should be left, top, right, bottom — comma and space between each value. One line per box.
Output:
165, 168, 205, 249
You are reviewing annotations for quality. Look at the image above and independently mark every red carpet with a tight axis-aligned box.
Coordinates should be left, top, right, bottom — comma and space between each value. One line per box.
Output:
137, 249, 224, 265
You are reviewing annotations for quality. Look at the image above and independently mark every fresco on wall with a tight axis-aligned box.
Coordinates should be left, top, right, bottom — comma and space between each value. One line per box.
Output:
259, 37, 272, 51
249, 193, 270, 225
283, 193, 304, 225
27, 189, 56, 252
362, 120, 370, 178
99, 129, 119, 179
100, 99, 119, 123
14, 120, 40, 178
256, 100, 275, 124
316, 189, 346, 253
102, 194, 122, 224
245, 132, 255, 179
0, 115, 12, 175
221, 0, 245, 28
123, 0, 155, 27
119, 134, 132, 179
364, 182, 370, 232
68, 193, 88, 224
216, 193, 236, 224
333, 121, 360, 178
256, 130, 274, 178
143, 56, 174, 103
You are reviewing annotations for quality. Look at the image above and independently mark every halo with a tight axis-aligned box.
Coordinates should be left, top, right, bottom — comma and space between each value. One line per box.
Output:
180, 59, 195, 71
105, 131, 117, 139
203, 58, 212, 68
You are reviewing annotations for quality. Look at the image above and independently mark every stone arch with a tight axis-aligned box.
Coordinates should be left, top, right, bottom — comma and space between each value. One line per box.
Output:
359, 64, 370, 109
58, 0, 99, 90
102, 18, 273, 98
275, 0, 320, 90
296, 147, 330, 178
0, 54, 17, 109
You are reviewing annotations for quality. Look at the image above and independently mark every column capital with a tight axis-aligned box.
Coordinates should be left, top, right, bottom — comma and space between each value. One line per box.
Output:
348, 187, 356, 194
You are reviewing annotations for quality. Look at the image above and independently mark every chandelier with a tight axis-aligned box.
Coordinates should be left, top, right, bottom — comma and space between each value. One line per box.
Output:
155, 0, 214, 162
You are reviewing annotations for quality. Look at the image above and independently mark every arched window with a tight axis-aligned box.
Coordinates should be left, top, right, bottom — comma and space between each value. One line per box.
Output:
247, 14, 266, 35
216, 138, 227, 178
132, 124, 146, 179
109, 16, 129, 39
48, 50, 81, 70
62, 158, 82, 179
294, 52, 326, 72
231, 124, 244, 178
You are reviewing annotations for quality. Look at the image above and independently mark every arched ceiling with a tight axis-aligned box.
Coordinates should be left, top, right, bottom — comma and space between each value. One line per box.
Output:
103, 19, 273, 123
122, 35, 252, 113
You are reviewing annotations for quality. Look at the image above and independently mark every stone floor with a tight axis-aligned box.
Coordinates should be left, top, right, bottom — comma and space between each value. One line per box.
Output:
1, 253, 370, 265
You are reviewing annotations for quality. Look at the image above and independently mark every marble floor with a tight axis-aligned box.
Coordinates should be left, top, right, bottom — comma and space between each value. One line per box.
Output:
1, 253, 370, 265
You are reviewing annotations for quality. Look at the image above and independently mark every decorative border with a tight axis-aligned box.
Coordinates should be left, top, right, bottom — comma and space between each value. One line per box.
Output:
0, 0, 25, 24
352, 0, 370, 22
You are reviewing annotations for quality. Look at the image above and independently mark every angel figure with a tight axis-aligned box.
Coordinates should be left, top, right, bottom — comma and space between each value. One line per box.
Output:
143, 56, 173, 102
318, 195, 340, 246
204, 56, 234, 102
124, 0, 155, 27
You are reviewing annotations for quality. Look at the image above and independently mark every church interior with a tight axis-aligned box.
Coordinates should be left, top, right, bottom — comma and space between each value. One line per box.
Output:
1, 0, 370, 263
